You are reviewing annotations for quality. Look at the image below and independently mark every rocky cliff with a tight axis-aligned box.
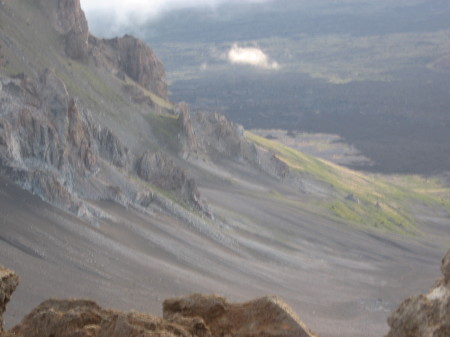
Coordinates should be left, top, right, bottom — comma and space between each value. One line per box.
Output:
137, 150, 209, 214
385, 249, 450, 337
38, 0, 89, 60
90, 35, 167, 99
36, 0, 167, 98
187, 110, 289, 181
0, 70, 97, 211
0, 0, 206, 218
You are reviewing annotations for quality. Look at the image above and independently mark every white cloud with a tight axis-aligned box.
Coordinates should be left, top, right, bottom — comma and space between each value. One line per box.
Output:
80, 0, 271, 27
227, 44, 279, 69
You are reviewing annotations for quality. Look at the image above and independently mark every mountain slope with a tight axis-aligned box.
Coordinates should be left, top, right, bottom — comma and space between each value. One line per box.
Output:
0, 1, 449, 337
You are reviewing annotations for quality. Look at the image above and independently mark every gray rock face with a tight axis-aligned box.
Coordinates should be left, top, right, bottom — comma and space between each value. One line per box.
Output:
191, 111, 246, 159
136, 151, 208, 213
385, 249, 450, 337
176, 103, 198, 159
0, 71, 98, 208
0, 266, 19, 333
188, 109, 289, 180
39, 0, 89, 60
0, 75, 206, 220
94, 127, 130, 169
0, 69, 157, 216
90, 35, 168, 99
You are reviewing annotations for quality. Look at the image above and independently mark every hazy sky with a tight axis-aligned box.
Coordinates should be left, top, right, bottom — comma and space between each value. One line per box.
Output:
80, 0, 270, 26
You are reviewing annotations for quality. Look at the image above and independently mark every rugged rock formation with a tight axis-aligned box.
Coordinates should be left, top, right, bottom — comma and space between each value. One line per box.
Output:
89, 35, 167, 99
0, 266, 18, 333
163, 294, 317, 337
93, 127, 130, 169
385, 249, 450, 337
0, 270, 317, 337
189, 110, 289, 180
0, 70, 97, 209
176, 103, 198, 158
136, 151, 208, 213
36, 0, 167, 97
191, 111, 247, 159
10, 299, 206, 337
9, 295, 318, 337
39, 0, 89, 60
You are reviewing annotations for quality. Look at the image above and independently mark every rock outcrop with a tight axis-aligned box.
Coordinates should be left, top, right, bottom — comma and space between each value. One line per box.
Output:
10, 299, 204, 337
136, 151, 208, 213
191, 111, 248, 160
93, 127, 130, 169
39, 0, 89, 60
176, 103, 198, 159
37, 0, 167, 97
0, 269, 317, 337
0, 71, 97, 209
89, 35, 167, 99
0, 266, 18, 333
189, 110, 289, 180
385, 249, 450, 337
163, 293, 317, 337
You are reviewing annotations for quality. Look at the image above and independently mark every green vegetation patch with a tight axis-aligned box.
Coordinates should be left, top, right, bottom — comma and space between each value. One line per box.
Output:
245, 131, 424, 234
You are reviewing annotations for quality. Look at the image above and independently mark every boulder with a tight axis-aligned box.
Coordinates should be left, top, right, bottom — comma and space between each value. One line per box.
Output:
385, 249, 450, 337
163, 293, 317, 337
0, 266, 19, 333
11, 299, 199, 337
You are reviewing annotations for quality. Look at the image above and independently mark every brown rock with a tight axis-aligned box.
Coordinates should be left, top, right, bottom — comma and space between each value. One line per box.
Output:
385, 250, 450, 337
0, 266, 19, 333
163, 293, 318, 337
11, 299, 195, 337
0, 267, 317, 337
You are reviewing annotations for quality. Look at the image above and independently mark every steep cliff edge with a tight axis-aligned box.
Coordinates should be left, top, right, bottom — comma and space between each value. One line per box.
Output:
90, 35, 167, 99
0, 0, 204, 218
36, 0, 89, 60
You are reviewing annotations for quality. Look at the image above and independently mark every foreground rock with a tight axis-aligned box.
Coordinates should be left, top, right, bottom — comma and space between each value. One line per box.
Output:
11, 299, 205, 337
0, 268, 317, 337
0, 266, 18, 333
385, 249, 450, 337
164, 293, 317, 337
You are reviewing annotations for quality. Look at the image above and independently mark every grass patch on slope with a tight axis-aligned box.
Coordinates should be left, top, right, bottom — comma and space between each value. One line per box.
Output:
144, 113, 180, 152
245, 131, 449, 235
